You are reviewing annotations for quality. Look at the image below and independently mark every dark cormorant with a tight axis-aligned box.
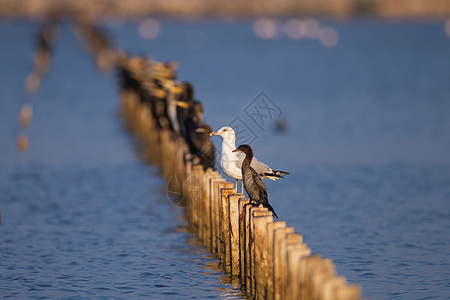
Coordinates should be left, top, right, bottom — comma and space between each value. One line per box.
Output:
233, 144, 278, 219
193, 125, 216, 170
177, 98, 215, 170
176, 82, 195, 138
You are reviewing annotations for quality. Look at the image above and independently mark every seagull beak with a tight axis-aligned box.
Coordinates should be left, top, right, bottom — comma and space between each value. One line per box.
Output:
210, 131, 218, 137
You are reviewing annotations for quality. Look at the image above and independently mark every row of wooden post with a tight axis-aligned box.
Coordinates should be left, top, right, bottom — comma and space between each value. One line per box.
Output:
120, 87, 362, 300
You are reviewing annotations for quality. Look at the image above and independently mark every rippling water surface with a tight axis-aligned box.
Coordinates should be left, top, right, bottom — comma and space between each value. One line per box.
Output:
1, 20, 450, 299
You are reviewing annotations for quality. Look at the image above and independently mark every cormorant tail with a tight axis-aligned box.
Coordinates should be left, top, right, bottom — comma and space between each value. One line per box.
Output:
267, 203, 279, 219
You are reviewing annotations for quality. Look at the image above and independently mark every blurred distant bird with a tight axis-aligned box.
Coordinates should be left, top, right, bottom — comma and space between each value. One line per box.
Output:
275, 114, 288, 133
176, 82, 195, 138
178, 98, 215, 170
193, 125, 216, 170
233, 144, 278, 219
210, 126, 289, 193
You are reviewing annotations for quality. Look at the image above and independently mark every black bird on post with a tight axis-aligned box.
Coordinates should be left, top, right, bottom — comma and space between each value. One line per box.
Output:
193, 125, 216, 170
233, 144, 278, 219
181, 100, 215, 170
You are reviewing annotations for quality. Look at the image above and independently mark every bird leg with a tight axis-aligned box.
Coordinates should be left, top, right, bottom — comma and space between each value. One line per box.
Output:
240, 180, 244, 194
234, 179, 238, 193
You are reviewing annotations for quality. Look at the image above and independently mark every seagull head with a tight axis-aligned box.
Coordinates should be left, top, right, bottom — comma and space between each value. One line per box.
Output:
209, 126, 236, 140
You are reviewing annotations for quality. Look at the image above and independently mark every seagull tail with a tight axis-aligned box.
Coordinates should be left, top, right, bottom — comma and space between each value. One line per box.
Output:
272, 169, 290, 176
262, 172, 284, 181
267, 203, 279, 219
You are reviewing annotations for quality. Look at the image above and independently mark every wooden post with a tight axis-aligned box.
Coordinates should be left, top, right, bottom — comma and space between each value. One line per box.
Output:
211, 177, 226, 256
238, 198, 250, 287
253, 212, 273, 300
199, 169, 213, 245
266, 221, 286, 300
280, 233, 304, 300
228, 195, 241, 277
286, 243, 311, 299
205, 172, 217, 252
220, 182, 236, 274
337, 284, 361, 300
197, 165, 204, 242
273, 226, 294, 300
184, 159, 193, 228
250, 207, 271, 296
322, 276, 347, 300
300, 254, 322, 300
243, 202, 253, 292
311, 258, 335, 300
191, 165, 204, 234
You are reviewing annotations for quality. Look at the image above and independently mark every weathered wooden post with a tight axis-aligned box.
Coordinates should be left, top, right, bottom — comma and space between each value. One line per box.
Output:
300, 254, 322, 300
336, 283, 361, 300
273, 226, 294, 300
191, 164, 204, 234
211, 176, 226, 255
249, 207, 271, 296
286, 242, 311, 299
243, 202, 253, 292
219, 182, 235, 273
311, 258, 335, 299
280, 233, 304, 299
253, 211, 273, 300
228, 194, 241, 276
322, 276, 347, 300
159, 129, 168, 177
204, 172, 217, 251
184, 159, 193, 227
167, 135, 177, 179
266, 221, 286, 299
238, 198, 251, 287
199, 169, 213, 245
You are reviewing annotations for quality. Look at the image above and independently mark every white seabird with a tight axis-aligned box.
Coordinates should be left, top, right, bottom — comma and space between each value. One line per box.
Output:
210, 126, 289, 193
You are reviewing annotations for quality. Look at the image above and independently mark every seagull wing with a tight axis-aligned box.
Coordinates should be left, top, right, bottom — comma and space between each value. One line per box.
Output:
250, 157, 273, 174
234, 152, 245, 169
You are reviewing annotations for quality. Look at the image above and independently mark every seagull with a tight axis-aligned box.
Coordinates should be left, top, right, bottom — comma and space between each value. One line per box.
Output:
233, 144, 278, 219
210, 126, 289, 193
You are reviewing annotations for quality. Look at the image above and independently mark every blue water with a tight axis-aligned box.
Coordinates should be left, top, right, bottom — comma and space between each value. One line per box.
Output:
1, 19, 450, 299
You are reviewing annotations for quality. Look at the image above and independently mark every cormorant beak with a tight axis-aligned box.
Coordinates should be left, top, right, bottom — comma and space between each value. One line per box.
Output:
172, 86, 181, 94
195, 128, 206, 133
175, 101, 189, 109
232, 148, 240, 153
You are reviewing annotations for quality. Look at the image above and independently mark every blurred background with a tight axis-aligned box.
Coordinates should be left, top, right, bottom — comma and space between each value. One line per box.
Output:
1, 0, 450, 299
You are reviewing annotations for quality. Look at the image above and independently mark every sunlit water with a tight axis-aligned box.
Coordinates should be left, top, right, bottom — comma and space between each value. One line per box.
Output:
1, 20, 450, 299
